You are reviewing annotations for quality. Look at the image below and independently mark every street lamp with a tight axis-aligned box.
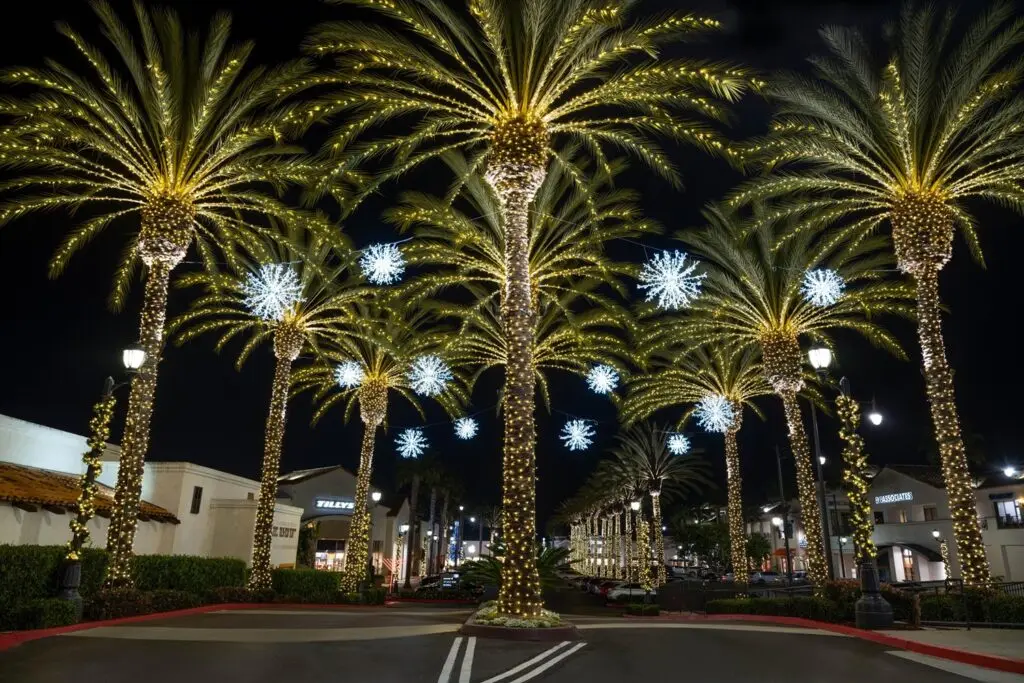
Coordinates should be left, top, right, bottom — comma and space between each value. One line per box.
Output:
806, 346, 835, 580
837, 536, 848, 578
772, 516, 783, 527
371, 491, 382, 503
630, 500, 641, 511
1004, 467, 1018, 478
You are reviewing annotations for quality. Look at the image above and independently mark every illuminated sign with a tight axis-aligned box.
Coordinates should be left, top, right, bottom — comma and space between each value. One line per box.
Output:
874, 491, 913, 505
314, 497, 355, 512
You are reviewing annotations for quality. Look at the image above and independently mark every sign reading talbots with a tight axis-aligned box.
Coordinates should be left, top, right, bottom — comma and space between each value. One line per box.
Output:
314, 497, 356, 513
874, 491, 913, 505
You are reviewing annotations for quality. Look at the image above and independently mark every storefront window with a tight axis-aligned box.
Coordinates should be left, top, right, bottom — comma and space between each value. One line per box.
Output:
995, 500, 1023, 529
315, 539, 347, 572
923, 506, 937, 521
902, 547, 916, 581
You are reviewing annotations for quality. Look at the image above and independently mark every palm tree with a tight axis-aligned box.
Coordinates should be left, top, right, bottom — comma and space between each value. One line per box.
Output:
170, 225, 362, 589
396, 456, 425, 589
0, 2, 321, 586
310, 1, 757, 617
732, 4, 1024, 584
293, 304, 465, 592
626, 348, 770, 585
419, 459, 446, 575
661, 207, 914, 585
608, 422, 712, 586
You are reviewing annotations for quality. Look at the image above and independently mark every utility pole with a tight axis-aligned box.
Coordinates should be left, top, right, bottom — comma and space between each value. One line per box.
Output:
775, 445, 794, 585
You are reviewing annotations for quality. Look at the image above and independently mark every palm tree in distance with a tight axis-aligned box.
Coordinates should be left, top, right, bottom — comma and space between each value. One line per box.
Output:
293, 304, 466, 592
0, 2, 322, 586
309, 0, 759, 618
170, 225, 363, 589
659, 207, 914, 586
626, 347, 772, 585
609, 422, 712, 586
733, 3, 1024, 583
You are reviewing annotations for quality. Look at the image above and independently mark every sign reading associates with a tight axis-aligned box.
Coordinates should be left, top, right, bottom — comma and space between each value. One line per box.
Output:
874, 491, 913, 505
314, 496, 356, 514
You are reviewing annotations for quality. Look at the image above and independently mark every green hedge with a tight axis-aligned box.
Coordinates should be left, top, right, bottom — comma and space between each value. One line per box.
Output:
12, 598, 80, 630
626, 603, 660, 617
132, 555, 246, 594
206, 586, 277, 604
707, 596, 842, 622
271, 568, 341, 602
919, 593, 1024, 624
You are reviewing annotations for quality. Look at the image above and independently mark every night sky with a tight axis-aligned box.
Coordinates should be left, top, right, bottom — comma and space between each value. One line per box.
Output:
0, 0, 1018, 530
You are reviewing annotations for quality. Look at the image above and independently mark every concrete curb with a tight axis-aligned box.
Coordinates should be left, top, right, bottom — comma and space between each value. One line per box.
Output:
649, 614, 1024, 675
0, 602, 392, 652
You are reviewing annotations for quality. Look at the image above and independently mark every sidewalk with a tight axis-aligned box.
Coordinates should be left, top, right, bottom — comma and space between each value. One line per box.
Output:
879, 627, 1024, 661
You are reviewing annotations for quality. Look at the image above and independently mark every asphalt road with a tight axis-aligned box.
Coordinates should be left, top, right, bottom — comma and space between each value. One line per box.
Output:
2, 607, 1020, 683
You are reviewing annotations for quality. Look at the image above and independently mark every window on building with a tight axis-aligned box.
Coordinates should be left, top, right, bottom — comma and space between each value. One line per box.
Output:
923, 506, 937, 521
839, 512, 852, 535
995, 500, 1023, 529
829, 509, 840, 533
189, 486, 203, 514
372, 540, 383, 554
874, 510, 885, 525
247, 492, 255, 501
902, 547, 916, 581
898, 509, 908, 524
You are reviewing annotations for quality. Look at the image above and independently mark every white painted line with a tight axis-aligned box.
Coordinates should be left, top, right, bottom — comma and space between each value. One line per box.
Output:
477, 641, 571, 683
506, 642, 587, 683
886, 651, 1024, 683
438, 637, 463, 683
459, 636, 476, 683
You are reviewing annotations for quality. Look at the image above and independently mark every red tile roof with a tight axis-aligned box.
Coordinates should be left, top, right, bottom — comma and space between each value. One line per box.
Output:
0, 462, 179, 523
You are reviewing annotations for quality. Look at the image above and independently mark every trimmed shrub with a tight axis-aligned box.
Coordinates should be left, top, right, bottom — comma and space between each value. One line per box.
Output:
206, 586, 276, 604
84, 588, 153, 621
706, 596, 841, 622
271, 568, 341, 602
14, 598, 80, 630
132, 555, 246, 594
626, 603, 660, 617
395, 589, 477, 601
147, 589, 203, 613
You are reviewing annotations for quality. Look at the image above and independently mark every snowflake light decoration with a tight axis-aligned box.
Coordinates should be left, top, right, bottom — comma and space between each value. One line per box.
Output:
241, 263, 303, 321
454, 417, 478, 440
396, 428, 428, 458
586, 364, 620, 395
801, 268, 845, 307
359, 243, 406, 285
560, 419, 596, 451
637, 250, 706, 310
694, 394, 736, 433
407, 355, 453, 397
667, 433, 691, 455
334, 361, 365, 389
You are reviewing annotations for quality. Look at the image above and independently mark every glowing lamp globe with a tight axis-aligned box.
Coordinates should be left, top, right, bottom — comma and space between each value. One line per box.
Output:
867, 411, 883, 426
771, 516, 783, 527
931, 529, 940, 539
818, 456, 826, 466
470, 516, 476, 523
399, 523, 410, 534
808, 346, 832, 370
630, 500, 641, 512
123, 344, 146, 371
1004, 467, 1018, 478
371, 491, 382, 503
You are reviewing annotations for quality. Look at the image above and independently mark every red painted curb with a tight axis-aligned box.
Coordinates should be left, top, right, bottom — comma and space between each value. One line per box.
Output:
0, 602, 388, 652
384, 598, 478, 605
649, 614, 1024, 675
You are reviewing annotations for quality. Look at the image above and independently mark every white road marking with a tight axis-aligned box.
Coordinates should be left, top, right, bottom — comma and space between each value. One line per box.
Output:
505, 642, 587, 683
478, 641, 571, 683
576, 622, 846, 636
438, 637, 463, 683
886, 651, 1024, 683
459, 637, 476, 683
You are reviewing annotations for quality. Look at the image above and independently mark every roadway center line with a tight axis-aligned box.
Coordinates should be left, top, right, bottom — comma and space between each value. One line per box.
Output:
505, 642, 587, 683
459, 636, 476, 683
477, 642, 571, 683
438, 636, 463, 683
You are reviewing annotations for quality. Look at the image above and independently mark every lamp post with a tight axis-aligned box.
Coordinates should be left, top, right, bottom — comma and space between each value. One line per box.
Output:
933, 529, 951, 580
807, 345, 835, 580
455, 505, 465, 567
396, 523, 409, 589
838, 537, 848, 579
774, 445, 794, 585
60, 345, 146, 616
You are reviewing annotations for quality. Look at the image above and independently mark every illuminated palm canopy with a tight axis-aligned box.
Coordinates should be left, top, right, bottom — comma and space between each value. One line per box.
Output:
307, 0, 761, 202
731, 3, 1024, 263
170, 223, 362, 368
610, 422, 711, 499
0, 1, 322, 307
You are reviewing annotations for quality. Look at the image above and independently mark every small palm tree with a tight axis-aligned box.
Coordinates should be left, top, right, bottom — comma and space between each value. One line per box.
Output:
665, 207, 914, 585
293, 304, 465, 592
0, 2, 321, 586
626, 347, 771, 585
609, 422, 712, 586
310, 0, 757, 618
733, 4, 1024, 583
170, 226, 362, 589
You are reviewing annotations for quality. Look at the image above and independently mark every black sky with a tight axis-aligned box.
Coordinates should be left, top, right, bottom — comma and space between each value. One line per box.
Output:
0, 0, 1019, 529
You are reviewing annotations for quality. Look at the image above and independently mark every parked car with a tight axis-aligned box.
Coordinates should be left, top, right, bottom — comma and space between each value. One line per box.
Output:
607, 582, 657, 602
596, 580, 622, 597
750, 571, 783, 585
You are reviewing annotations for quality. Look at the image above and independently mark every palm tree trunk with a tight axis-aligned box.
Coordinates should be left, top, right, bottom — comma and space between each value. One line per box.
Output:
67, 389, 117, 561
340, 423, 377, 592
651, 493, 666, 586
778, 389, 828, 585
624, 508, 634, 584
724, 429, 748, 586
426, 487, 437, 575
404, 473, 420, 589
248, 328, 301, 589
105, 259, 177, 587
609, 513, 619, 580
492, 165, 546, 618
635, 507, 653, 592
437, 492, 449, 571
913, 265, 990, 583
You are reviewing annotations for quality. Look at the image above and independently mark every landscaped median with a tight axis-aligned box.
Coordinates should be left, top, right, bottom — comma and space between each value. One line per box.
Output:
459, 601, 579, 641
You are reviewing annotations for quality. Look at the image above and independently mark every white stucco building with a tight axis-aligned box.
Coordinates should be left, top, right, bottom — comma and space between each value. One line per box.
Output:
0, 413, 301, 568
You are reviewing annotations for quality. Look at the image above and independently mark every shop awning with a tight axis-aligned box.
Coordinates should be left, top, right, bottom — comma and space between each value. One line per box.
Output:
876, 543, 942, 562
0, 462, 179, 523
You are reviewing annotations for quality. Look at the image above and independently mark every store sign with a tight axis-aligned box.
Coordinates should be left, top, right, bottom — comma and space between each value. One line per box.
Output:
874, 491, 913, 505
314, 497, 355, 513
272, 525, 297, 538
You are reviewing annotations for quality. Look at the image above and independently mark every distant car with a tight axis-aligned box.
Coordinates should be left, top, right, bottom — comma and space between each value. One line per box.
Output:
607, 582, 657, 602
791, 571, 809, 584
750, 571, 783, 585
596, 580, 621, 597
